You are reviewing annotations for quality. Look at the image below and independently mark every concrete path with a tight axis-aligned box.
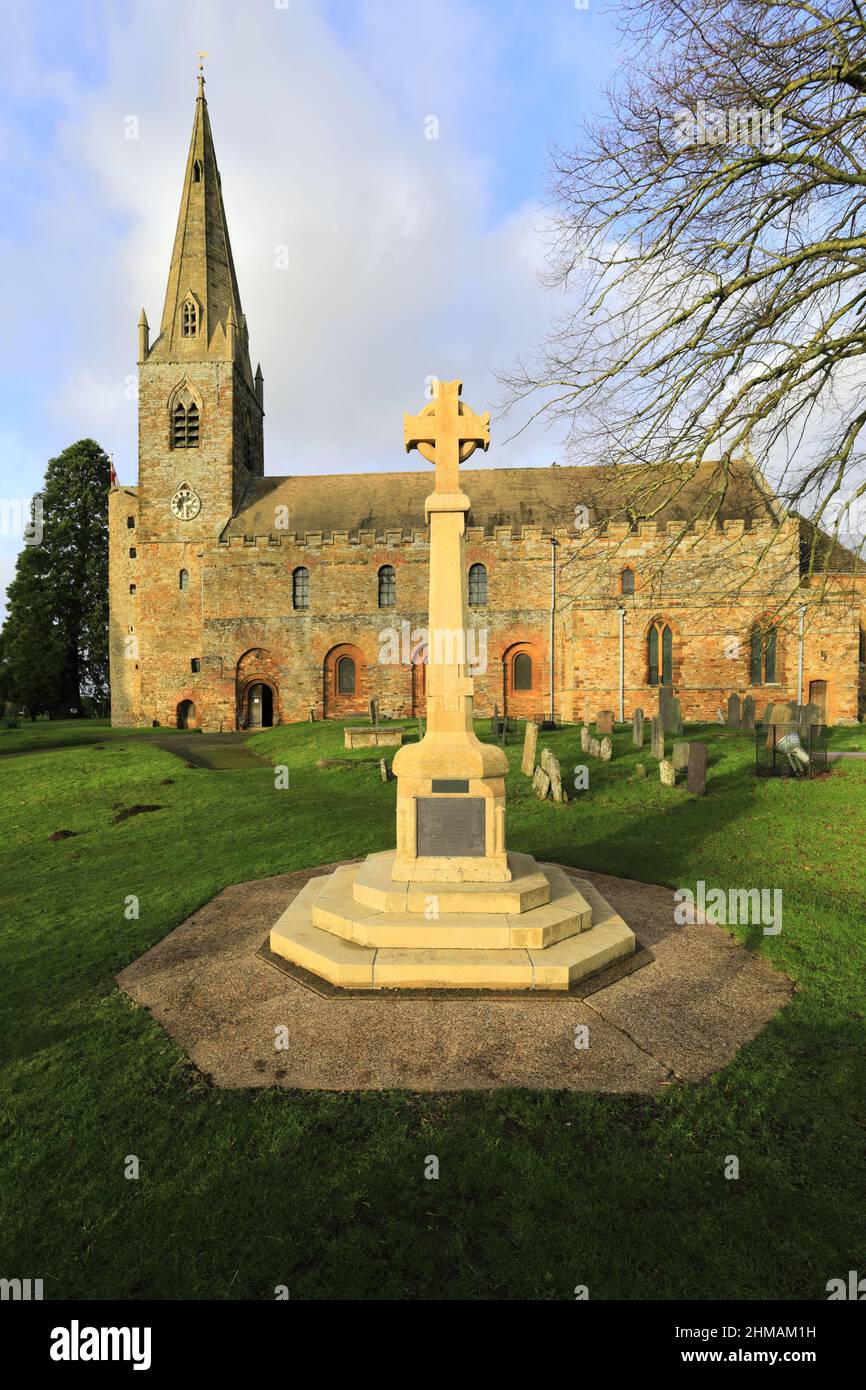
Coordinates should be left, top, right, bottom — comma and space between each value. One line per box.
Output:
117, 861, 793, 1094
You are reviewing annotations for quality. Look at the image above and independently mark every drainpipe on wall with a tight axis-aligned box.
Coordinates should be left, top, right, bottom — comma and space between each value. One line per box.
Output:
797, 605, 806, 704
617, 606, 625, 723
549, 536, 558, 725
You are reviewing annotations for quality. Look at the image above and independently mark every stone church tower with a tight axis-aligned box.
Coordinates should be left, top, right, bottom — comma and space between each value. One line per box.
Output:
109, 74, 264, 726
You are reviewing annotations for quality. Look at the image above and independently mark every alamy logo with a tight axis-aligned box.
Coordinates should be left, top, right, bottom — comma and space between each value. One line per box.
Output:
827, 1270, 866, 1300
0, 1277, 43, 1300
674, 880, 782, 935
50, 1320, 152, 1371
378, 621, 487, 675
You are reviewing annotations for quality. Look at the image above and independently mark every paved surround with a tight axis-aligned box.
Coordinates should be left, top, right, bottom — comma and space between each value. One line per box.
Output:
117, 861, 793, 1093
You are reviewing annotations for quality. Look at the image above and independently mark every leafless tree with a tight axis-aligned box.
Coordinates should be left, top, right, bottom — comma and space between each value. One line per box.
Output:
500, 0, 866, 614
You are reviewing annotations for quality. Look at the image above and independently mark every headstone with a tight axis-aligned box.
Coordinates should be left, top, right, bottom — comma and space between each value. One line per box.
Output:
596, 709, 614, 735
309, 707, 316, 722
547, 754, 566, 803
672, 740, 690, 771
659, 685, 674, 730
379, 758, 389, 783
650, 717, 664, 760
687, 741, 708, 795
761, 702, 773, 728
532, 765, 551, 800
540, 747, 552, 773
521, 720, 539, 776
716, 707, 725, 724
727, 693, 741, 729
659, 759, 676, 787
634, 762, 646, 778
599, 736, 612, 762
668, 696, 683, 736
369, 698, 378, 726
799, 701, 821, 737
491, 702, 500, 737
589, 736, 601, 757
632, 708, 645, 747
416, 716, 425, 741
741, 695, 755, 731
580, 724, 590, 753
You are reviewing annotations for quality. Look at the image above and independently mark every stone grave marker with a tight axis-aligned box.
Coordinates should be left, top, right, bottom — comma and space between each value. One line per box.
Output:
659, 759, 676, 787
672, 740, 690, 772
716, 708, 725, 724
521, 719, 539, 775
727, 693, 741, 728
596, 709, 614, 735
741, 695, 755, 731
687, 741, 708, 795
651, 717, 664, 760
580, 724, 590, 753
599, 736, 613, 762
532, 765, 551, 800
632, 707, 644, 747
546, 753, 566, 803
369, 698, 379, 726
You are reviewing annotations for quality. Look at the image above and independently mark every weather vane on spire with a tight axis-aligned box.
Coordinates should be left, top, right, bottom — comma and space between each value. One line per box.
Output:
197, 50, 208, 89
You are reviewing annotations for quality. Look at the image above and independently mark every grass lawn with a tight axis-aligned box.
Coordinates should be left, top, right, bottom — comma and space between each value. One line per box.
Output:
1, 716, 864, 1300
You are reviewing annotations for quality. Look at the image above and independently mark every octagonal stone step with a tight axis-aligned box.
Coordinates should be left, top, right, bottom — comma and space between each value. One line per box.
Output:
308, 861, 592, 949
352, 849, 551, 915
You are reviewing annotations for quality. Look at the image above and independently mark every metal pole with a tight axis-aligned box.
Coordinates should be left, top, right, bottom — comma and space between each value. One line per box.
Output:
549, 536, 558, 725
797, 605, 806, 705
617, 606, 625, 723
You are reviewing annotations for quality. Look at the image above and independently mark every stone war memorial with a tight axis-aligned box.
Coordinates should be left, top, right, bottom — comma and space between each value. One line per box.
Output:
269, 382, 636, 990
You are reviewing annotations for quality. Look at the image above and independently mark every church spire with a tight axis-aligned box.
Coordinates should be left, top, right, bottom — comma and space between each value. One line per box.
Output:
151, 73, 251, 378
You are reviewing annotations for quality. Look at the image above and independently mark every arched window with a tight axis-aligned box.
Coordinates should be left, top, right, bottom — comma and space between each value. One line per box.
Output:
292, 566, 310, 610
648, 620, 673, 685
181, 297, 198, 338
172, 399, 199, 448
513, 652, 533, 691
468, 562, 487, 606
129, 584, 136, 595
127, 516, 135, 529
750, 623, 778, 684
620, 567, 635, 596
192, 160, 202, 183
337, 655, 356, 694
179, 569, 189, 591
378, 564, 396, 607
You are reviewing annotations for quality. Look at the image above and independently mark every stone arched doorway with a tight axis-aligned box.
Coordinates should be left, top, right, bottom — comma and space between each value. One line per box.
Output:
245, 681, 274, 728
236, 649, 280, 729
177, 699, 197, 729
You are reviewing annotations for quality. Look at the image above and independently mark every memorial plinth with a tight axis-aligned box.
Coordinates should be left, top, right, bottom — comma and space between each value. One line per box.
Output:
269, 380, 636, 990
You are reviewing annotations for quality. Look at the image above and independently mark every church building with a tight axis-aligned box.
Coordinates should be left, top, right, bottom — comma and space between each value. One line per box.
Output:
109, 80, 866, 732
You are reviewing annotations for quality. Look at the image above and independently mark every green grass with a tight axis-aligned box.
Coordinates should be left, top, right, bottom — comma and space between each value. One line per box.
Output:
0, 717, 187, 756
1, 717, 864, 1300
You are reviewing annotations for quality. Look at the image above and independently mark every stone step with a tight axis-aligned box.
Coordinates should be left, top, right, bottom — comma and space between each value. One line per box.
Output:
352, 849, 551, 915
309, 862, 592, 948
268, 870, 636, 990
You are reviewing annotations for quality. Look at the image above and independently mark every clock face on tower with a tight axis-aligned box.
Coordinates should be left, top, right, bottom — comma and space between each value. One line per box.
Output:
170, 482, 201, 521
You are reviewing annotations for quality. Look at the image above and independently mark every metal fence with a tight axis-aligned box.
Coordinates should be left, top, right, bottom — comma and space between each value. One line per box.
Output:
755, 723, 829, 778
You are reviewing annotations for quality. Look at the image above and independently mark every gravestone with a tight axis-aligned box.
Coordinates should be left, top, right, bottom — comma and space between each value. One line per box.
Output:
716, 707, 725, 724
687, 741, 708, 795
416, 715, 425, 741
369, 698, 378, 726
547, 753, 566, 803
667, 696, 683, 736
541, 747, 552, 774
799, 701, 821, 736
761, 701, 774, 728
659, 685, 674, 730
589, 736, 601, 757
672, 740, 690, 772
634, 762, 646, 778
532, 765, 551, 800
659, 759, 676, 787
727, 693, 741, 729
521, 720, 539, 776
632, 707, 645, 747
650, 717, 664, 760
599, 736, 613, 762
491, 702, 500, 737
580, 724, 590, 753
596, 709, 614, 735
741, 695, 755, 731
379, 757, 390, 783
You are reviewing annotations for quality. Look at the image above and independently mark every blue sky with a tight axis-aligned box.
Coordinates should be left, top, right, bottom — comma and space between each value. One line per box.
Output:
0, 0, 621, 609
